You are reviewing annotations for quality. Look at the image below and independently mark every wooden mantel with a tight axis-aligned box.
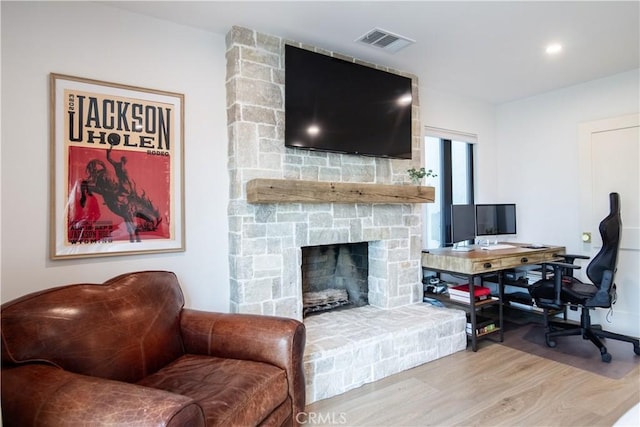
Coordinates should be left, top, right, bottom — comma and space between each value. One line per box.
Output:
246, 179, 435, 204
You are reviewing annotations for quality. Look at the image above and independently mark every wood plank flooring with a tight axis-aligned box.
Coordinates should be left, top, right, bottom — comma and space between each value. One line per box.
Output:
305, 343, 640, 426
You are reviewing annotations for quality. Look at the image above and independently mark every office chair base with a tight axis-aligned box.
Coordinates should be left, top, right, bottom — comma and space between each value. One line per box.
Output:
545, 318, 640, 362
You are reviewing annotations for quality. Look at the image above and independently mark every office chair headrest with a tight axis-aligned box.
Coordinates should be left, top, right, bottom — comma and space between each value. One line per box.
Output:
609, 192, 620, 215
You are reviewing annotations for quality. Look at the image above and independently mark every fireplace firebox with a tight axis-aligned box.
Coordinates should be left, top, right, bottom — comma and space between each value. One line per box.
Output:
301, 242, 368, 317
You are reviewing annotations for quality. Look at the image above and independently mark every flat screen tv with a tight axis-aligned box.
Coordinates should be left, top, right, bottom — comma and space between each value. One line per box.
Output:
475, 204, 517, 236
284, 45, 413, 159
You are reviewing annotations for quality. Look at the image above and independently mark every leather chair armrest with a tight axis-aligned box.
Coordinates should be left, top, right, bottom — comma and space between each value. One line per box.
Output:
180, 310, 306, 425
1, 364, 204, 427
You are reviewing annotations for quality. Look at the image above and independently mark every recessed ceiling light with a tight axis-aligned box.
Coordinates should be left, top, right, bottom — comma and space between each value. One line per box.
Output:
545, 43, 563, 55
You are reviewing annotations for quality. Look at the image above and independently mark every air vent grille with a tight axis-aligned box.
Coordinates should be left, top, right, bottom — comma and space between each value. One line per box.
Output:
357, 28, 415, 53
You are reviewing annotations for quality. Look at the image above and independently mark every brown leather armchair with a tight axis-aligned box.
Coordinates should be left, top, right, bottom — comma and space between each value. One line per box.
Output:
1, 271, 306, 426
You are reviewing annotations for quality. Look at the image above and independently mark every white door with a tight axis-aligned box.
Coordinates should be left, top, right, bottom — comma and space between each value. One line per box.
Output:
579, 113, 639, 338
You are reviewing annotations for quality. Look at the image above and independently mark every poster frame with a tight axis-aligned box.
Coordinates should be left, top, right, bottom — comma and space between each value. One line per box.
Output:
50, 73, 185, 259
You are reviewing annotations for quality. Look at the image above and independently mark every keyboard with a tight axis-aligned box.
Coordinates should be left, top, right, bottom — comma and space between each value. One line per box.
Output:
480, 244, 515, 251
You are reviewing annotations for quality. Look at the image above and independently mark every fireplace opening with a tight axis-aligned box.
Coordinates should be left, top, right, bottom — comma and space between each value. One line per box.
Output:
301, 242, 369, 317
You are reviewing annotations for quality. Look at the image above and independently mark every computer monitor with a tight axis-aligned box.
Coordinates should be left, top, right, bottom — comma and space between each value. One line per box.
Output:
475, 204, 517, 236
450, 204, 476, 250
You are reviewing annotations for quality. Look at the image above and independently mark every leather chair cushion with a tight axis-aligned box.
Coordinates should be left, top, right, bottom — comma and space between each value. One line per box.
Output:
137, 354, 290, 426
2, 364, 205, 427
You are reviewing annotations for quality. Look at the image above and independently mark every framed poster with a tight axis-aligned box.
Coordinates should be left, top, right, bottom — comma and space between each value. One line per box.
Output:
50, 74, 185, 259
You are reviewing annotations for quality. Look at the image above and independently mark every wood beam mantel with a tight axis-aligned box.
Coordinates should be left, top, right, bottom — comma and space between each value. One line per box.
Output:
246, 179, 435, 204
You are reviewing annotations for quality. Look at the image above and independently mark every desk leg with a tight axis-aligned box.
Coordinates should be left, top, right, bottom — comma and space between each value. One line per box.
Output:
469, 275, 478, 352
498, 272, 504, 342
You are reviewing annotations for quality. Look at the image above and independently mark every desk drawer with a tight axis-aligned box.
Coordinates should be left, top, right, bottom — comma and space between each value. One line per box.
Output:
469, 251, 561, 273
499, 253, 549, 269
470, 258, 505, 273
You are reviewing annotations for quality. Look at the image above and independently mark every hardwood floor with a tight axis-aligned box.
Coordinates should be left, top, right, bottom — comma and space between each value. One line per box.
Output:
305, 343, 640, 426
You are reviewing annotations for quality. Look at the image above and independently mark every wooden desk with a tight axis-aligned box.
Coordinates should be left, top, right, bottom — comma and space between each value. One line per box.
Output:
422, 243, 566, 351
422, 243, 565, 276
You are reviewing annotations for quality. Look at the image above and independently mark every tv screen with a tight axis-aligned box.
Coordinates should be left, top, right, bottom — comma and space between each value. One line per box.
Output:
475, 204, 517, 236
451, 204, 476, 245
284, 45, 412, 159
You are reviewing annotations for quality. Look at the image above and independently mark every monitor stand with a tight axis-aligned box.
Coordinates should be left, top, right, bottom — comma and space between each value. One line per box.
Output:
452, 243, 475, 252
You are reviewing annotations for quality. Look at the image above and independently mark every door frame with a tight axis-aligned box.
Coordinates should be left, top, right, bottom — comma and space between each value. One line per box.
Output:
578, 113, 639, 337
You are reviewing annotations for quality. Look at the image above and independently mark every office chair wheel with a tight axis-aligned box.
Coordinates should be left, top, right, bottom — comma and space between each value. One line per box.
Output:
634, 345, 640, 356
545, 334, 557, 348
600, 348, 612, 363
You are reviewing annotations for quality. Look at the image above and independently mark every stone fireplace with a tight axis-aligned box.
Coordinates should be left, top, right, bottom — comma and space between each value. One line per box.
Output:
225, 26, 425, 320
225, 26, 466, 403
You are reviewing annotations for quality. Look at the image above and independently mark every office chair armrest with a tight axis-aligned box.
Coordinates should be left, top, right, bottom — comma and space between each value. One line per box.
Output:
556, 253, 590, 264
541, 261, 582, 307
541, 258, 583, 281
540, 260, 581, 279
544, 261, 581, 270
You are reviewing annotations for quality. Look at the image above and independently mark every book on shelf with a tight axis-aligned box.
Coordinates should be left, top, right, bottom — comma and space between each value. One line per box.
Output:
466, 314, 494, 328
448, 293, 491, 303
466, 314, 496, 334
448, 284, 492, 298
467, 323, 497, 335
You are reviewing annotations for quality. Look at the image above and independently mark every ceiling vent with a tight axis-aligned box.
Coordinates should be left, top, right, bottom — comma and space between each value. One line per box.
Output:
357, 28, 415, 53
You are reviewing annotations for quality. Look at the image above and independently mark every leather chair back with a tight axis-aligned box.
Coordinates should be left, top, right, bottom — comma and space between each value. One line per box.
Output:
2, 271, 185, 383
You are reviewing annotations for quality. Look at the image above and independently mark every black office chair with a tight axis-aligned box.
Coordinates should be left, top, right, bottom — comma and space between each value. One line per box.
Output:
529, 192, 640, 362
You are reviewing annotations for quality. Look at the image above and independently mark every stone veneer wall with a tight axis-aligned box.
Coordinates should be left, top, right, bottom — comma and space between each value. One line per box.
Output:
225, 26, 424, 321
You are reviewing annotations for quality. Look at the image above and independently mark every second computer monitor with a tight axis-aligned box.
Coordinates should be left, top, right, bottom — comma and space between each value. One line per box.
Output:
475, 204, 517, 236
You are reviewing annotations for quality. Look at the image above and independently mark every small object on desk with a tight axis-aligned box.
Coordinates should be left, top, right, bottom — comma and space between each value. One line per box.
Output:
452, 245, 475, 252
481, 244, 515, 251
523, 244, 548, 249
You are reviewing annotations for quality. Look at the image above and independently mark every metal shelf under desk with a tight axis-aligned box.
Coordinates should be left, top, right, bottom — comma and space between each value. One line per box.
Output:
422, 271, 504, 351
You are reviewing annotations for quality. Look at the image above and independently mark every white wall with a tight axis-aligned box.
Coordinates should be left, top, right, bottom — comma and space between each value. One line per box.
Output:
421, 87, 498, 202
496, 70, 638, 251
496, 70, 639, 335
1, 1, 230, 311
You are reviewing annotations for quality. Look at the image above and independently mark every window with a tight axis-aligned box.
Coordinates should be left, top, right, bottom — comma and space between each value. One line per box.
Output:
423, 129, 476, 248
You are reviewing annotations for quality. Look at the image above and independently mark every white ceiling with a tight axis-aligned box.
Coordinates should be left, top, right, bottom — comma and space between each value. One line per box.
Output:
105, 1, 640, 104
